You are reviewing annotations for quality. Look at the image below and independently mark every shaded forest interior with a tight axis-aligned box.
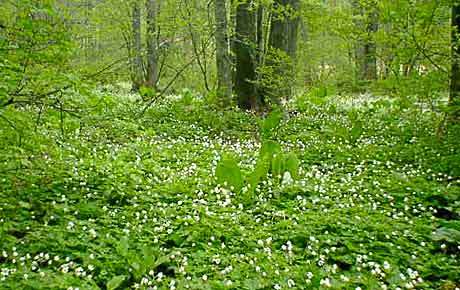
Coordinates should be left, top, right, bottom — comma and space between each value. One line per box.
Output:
0, 1, 460, 290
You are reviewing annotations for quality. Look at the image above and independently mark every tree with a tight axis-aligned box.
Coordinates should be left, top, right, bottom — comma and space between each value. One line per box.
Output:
131, 0, 143, 91
234, 0, 258, 110
146, 0, 158, 89
451, 0, 460, 121
215, 0, 232, 106
266, 0, 300, 100
353, 0, 378, 82
0, 0, 75, 109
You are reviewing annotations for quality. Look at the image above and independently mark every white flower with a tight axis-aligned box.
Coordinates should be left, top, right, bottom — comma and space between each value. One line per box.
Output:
383, 261, 391, 270
320, 278, 331, 287
67, 221, 75, 230
282, 171, 294, 186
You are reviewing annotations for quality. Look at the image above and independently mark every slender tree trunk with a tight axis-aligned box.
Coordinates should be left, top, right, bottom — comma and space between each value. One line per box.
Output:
215, 0, 232, 106
450, 2, 460, 121
256, 5, 264, 64
382, 22, 394, 79
364, 10, 378, 80
146, 0, 158, 89
234, 0, 258, 110
132, 1, 143, 91
255, 4, 266, 106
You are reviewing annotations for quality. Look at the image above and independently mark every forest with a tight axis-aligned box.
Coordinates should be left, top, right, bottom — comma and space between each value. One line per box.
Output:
0, 0, 460, 289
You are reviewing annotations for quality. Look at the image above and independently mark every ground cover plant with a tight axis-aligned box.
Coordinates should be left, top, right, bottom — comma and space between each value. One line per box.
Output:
2, 0, 460, 289
0, 92, 459, 290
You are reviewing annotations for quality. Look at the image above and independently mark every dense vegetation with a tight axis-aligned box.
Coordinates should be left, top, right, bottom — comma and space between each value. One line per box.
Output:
1, 0, 460, 289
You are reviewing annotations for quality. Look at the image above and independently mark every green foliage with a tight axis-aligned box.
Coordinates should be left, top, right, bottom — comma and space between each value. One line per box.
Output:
215, 154, 244, 192
139, 86, 156, 99
432, 227, 460, 244
215, 109, 300, 197
247, 154, 271, 194
0, 0, 459, 288
0, 93, 459, 289
259, 140, 282, 159
260, 108, 284, 139
106, 275, 126, 290
284, 152, 300, 179
0, 0, 77, 108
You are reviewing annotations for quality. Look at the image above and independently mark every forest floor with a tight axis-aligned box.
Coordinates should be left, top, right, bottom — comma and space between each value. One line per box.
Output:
0, 90, 459, 290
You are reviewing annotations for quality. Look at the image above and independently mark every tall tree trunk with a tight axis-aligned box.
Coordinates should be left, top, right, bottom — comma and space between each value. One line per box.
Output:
146, 0, 158, 89
131, 1, 143, 91
364, 10, 378, 80
267, 0, 300, 100
215, 0, 232, 106
256, 5, 264, 64
234, 0, 258, 110
353, 0, 378, 82
382, 22, 394, 79
450, 2, 460, 121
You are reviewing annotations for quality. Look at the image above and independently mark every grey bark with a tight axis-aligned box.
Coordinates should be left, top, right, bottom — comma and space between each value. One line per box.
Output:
353, 0, 378, 82
131, 1, 143, 91
364, 10, 378, 80
146, 0, 158, 89
215, 0, 232, 105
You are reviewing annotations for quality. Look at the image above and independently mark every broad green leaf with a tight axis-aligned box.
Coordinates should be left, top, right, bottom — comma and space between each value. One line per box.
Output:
248, 155, 271, 192
284, 152, 300, 179
271, 153, 285, 178
259, 140, 281, 159
116, 236, 129, 258
216, 154, 244, 192
261, 109, 283, 137
107, 275, 125, 290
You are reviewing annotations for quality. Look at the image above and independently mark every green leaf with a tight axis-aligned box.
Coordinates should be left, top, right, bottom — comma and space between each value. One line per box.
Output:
244, 278, 266, 289
259, 140, 281, 159
142, 246, 157, 269
248, 155, 271, 192
271, 153, 285, 178
116, 237, 129, 258
284, 152, 300, 179
350, 120, 363, 143
432, 227, 460, 243
139, 86, 155, 98
261, 109, 283, 138
107, 275, 126, 290
215, 154, 244, 191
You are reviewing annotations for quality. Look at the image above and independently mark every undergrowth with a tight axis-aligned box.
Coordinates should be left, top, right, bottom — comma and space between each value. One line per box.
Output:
0, 92, 459, 289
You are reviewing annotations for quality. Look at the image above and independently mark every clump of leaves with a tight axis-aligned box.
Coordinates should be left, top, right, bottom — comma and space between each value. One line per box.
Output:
216, 109, 300, 198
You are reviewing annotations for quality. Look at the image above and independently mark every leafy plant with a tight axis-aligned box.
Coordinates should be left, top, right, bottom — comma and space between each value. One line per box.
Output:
216, 110, 300, 197
107, 275, 126, 290
215, 154, 244, 192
